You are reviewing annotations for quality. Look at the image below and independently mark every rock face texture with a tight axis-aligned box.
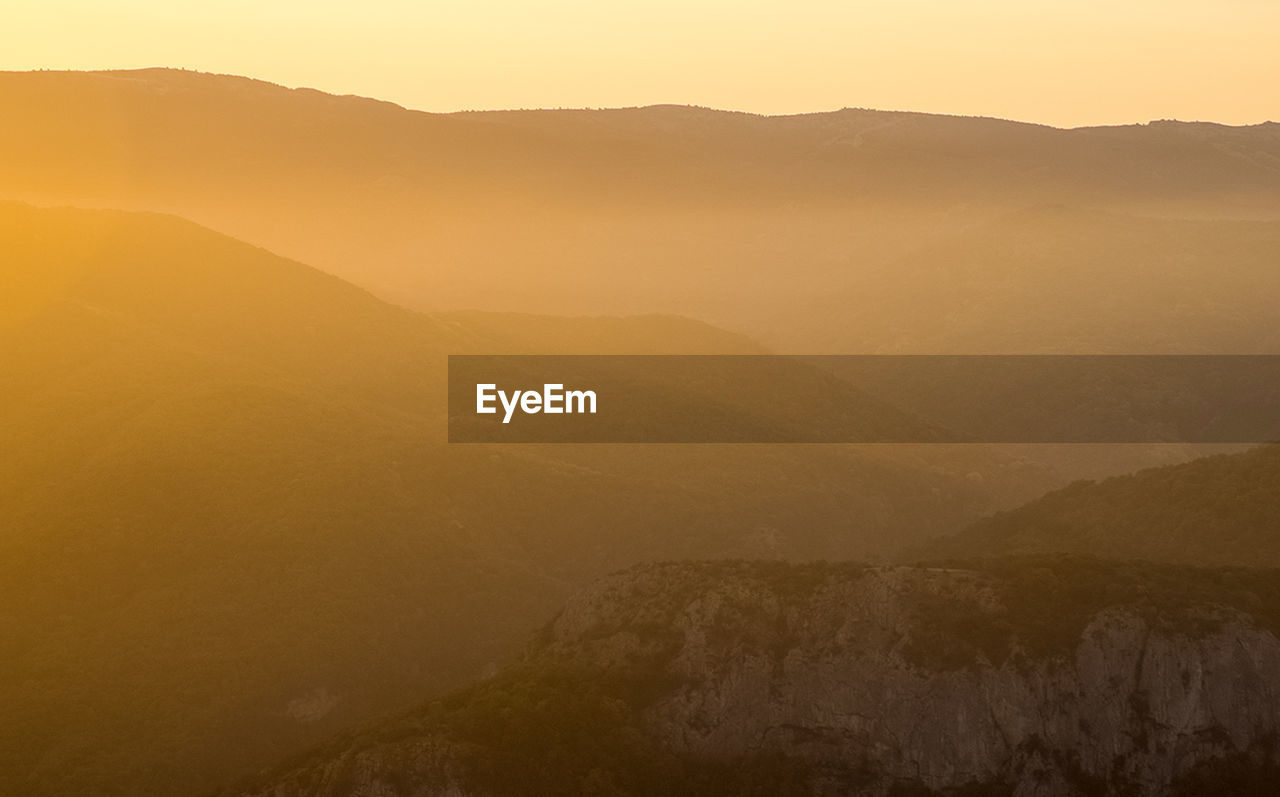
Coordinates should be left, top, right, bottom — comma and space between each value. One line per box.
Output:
244, 560, 1280, 796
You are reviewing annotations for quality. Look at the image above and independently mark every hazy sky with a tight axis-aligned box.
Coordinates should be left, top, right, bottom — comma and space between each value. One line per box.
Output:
6, 0, 1277, 127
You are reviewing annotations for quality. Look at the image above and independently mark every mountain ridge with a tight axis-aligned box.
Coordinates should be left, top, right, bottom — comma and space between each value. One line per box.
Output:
913, 443, 1280, 567
6, 68, 1280, 347
13, 67, 1279, 130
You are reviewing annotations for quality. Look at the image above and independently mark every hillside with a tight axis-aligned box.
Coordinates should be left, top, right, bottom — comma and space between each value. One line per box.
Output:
240, 558, 1280, 796
4, 69, 1280, 350
787, 207, 1280, 353
914, 444, 1280, 567
0, 202, 1054, 796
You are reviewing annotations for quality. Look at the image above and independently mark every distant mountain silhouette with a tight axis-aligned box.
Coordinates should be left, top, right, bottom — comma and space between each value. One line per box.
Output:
3, 69, 1279, 350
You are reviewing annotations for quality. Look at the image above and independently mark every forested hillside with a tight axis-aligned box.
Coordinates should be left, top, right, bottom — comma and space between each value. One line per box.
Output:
915, 444, 1280, 566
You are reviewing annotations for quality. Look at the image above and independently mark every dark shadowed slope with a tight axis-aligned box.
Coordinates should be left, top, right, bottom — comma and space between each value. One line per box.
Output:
914, 444, 1280, 566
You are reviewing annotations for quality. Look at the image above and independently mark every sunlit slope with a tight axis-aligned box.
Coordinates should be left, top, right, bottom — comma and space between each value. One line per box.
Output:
4, 69, 1280, 346
916, 444, 1280, 566
0, 203, 523, 796
0, 204, 1009, 796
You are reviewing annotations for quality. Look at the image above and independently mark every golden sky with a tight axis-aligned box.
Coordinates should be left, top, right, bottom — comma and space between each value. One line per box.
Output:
6, 0, 1277, 127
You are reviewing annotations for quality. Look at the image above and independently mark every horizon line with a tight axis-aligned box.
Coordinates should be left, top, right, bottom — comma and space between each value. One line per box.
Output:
6, 66, 1278, 132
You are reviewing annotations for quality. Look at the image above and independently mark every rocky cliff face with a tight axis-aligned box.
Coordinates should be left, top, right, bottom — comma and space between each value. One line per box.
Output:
244, 560, 1280, 796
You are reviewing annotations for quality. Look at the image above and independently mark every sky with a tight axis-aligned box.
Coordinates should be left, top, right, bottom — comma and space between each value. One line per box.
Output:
5, 0, 1277, 128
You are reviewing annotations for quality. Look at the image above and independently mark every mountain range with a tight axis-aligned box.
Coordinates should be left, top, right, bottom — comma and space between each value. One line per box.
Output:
4, 68, 1280, 796
5, 69, 1280, 351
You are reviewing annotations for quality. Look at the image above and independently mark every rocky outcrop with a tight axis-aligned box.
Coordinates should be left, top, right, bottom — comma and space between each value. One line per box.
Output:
245, 736, 470, 797
243, 560, 1280, 796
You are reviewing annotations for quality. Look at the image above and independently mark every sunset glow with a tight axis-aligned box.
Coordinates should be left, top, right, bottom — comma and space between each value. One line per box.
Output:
6, 0, 1278, 126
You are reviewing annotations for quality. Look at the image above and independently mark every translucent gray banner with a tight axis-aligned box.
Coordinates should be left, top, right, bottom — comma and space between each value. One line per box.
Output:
447, 355, 1280, 443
